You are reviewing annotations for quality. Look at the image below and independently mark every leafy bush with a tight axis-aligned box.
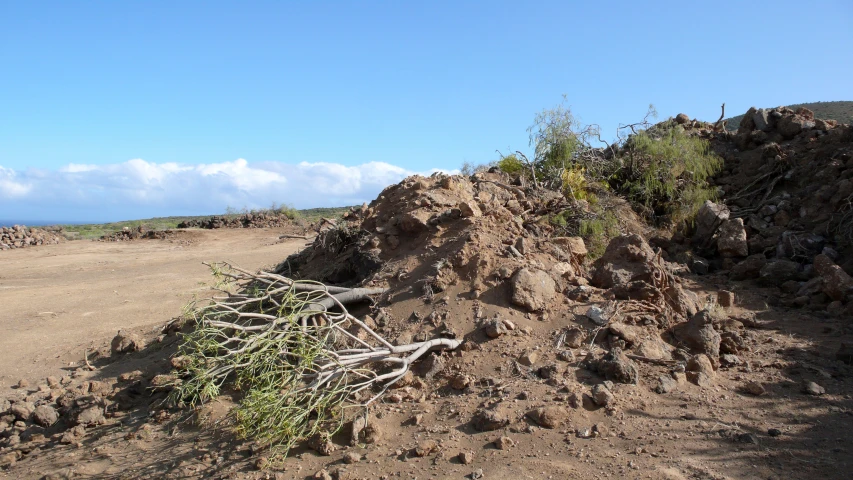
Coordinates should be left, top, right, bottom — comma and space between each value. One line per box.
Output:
611, 122, 722, 225
496, 154, 525, 176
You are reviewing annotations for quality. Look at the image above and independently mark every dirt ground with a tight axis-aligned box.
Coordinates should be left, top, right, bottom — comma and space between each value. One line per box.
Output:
0, 229, 306, 388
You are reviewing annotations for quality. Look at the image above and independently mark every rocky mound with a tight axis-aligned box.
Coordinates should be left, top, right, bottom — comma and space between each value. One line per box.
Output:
659, 106, 853, 317
177, 211, 297, 229
0, 225, 64, 251
98, 225, 196, 244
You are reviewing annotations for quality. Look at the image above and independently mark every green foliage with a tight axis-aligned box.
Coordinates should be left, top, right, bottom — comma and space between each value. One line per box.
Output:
579, 211, 620, 261
613, 122, 722, 225
170, 270, 353, 461
527, 98, 581, 187
496, 154, 525, 176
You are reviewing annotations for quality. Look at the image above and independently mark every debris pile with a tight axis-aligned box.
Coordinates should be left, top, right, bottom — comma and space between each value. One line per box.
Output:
0, 225, 64, 251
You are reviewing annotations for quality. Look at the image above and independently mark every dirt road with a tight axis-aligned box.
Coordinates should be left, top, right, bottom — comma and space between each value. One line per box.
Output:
0, 229, 305, 388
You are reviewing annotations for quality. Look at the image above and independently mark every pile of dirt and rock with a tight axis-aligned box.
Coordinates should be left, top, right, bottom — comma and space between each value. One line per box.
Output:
177, 211, 297, 229
3, 108, 853, 480
98, 225, 196, 245
0, 225, 64, 251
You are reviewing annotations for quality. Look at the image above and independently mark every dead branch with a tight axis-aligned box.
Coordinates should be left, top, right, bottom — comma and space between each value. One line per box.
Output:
714, 103, 726, 131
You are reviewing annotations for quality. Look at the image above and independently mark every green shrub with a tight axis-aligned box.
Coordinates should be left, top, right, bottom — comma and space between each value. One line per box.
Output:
612, 123, 722, 226
496, 154, 525, 176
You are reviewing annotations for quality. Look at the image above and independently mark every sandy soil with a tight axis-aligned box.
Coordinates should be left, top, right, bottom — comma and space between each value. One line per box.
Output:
0, 230, 306, 388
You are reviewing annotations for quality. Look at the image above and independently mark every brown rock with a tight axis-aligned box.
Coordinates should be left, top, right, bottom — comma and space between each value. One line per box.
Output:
413, 439, 439, 457
343, 452, 361, 464
313, 470, 333, 480
518, 350, 539, 366
526, 406, 567, 428
595, 348, 639, 384
813, 254, 853, 302
10, 401, 34, 421
33, 404, 59, 427
458, 451, 475, 464
483, 319, 507, 338
553, 237, 587, 263
510, 268, 556, 312
717, 290, 735, 308
494, 436, 515, 450
472, 409, 509, 432
591, 384, 614, 406
687, 371, 713, 387
686, 354, 715, 376
110, 331, 145, 355
743, 381, 765, 396
672, 310, 720, 367
675, 113, 690, 124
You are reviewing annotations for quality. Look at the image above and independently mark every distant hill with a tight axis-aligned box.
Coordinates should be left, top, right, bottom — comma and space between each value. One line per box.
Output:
725, 101, 853, 130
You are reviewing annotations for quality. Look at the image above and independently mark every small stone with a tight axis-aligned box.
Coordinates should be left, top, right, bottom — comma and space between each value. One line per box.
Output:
16, 379, 29, 389
720, 354, 742, 367
585, 306, 608, 326
313, 470, 333, 480
768, 428, 782, 437
413, 439, 438, 457
494, 436, 515, 450
110, 330, 146, 355
483, 319, 507, 339
518, 350, 539, 366
557, 350, 575, 362
803, 381, 825, 396
343, 452, 361, 464
591, 384, 614, 406
654, 375, 677, 394
471, 468, 485, 480
46, 376, 60, 389
10, 401, 35, 422
254, 456, 269, 470
449, 374, 472, 390
743, 381, 765, 396
458, 451, 475, 464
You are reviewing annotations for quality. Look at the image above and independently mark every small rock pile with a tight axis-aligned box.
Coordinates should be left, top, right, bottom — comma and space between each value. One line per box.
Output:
0, 225, 64, 251
177, 211, 295, 229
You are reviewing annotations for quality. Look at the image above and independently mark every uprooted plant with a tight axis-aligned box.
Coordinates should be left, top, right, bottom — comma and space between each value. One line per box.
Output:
169, 262, 461, 461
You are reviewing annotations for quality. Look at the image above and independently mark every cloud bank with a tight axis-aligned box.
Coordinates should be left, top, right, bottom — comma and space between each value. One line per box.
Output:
0, 159, 427, 223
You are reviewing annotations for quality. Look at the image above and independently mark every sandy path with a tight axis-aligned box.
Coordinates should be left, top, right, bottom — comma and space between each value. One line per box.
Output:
0, 229, 305, 387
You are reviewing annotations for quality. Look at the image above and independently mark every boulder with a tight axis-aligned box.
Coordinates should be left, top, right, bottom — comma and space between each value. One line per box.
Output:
693, 201, 730, 250
510, 268, 556, 312
753, 108, 775, 132
813, 254, 853, 302
591, 234, 657, 289
716, 218, 748, 257
731, 254, 767, 280
675, 113, 690, 124
758, 260, 801, 286
591, 384, 614, 406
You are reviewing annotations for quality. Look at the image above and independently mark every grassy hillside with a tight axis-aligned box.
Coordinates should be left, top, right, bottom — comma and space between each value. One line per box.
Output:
60, 206, 354, 240
725, 101, 853, 130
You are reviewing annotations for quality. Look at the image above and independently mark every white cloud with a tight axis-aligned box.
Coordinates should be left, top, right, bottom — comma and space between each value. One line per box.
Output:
0, 166, 32, 198
0, 158, 429, 222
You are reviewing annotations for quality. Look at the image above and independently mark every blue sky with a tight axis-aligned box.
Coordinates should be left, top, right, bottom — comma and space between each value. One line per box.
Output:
1, 1, 852, 223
